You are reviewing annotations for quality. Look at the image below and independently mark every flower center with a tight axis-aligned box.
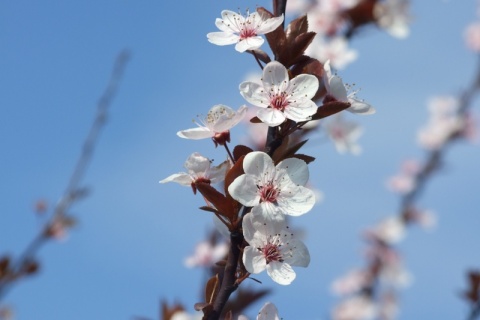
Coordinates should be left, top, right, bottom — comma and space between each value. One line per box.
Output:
239, 23, 257, 40
259, 183, 279, 203
262, 243, 283, 264
270, 94, 288, 111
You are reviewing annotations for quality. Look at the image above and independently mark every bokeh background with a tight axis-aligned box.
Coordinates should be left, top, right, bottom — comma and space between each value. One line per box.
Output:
1, 0, 479, 319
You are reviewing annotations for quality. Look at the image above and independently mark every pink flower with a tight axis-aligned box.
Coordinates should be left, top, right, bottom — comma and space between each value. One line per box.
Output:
464, 22, 480, 52
325, 114, 364, 155
386, 159, 421, 194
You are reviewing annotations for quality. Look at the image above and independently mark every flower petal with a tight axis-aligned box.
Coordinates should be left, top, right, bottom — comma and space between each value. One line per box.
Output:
184, 152, 211, 174
256, 14, 284, 34
289, 74, 319, 100
276, 158, 309, 186
228, 174, 260, 206
347, 98, 376, 115
243, 246, 267, 274
283, 99, 317, 122
266, 261, 296, 285
251, 202, 285, 222
277, 186, 315, 216
235, 36, 264, 52
239, 82, 271, 108
282, 238, 310, 267
177, 127, 213, 140
328, 75, 348, 102
257, 108, 286, 127
243, 151, 276, 179
257, 302, 280, 320
159, 173, 192, 185
262, 61, 289, 93
207, 32, 240, 46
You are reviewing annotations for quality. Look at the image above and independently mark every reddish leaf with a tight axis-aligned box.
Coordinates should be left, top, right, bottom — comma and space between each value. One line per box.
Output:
293, 154, 315, 164
224, 156, 245, 197
286, 15, 309, 41
233, 145, 253, 162
224, 310, 233, 320
258, 7, 286, 59
195, 183, 235, 220
311, 101, 351, 120
205, 274, 220, 304
198, 206, 220, 214
250, 116, 262, 123
246, 49, 271, 64
161, 301, 184, 320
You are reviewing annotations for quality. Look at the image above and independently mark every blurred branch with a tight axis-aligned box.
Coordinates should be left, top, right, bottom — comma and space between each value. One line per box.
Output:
0, 49, 131, 302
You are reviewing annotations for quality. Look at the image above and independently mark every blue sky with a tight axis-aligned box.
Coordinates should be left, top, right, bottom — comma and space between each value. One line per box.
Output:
1, 1, 479, 319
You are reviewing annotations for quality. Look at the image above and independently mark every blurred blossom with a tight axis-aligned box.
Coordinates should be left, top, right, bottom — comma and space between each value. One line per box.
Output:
45, 214, 77, 241
325, 114, 364, 155
241, 106, 268, 150
378, 292, 399, 320
331, 269, 371, 295
386, 159, 421, 194
184, 240, 228, 268
464, 22, 480, 52
308, 5, 347, 36
170, 311, 202, 320
379, 259, 412, 289
373, 0, 411, 39
306, 36, 358, 70
0, 307, 13, 320
417, 96, 467, 150
367, 216, 405, 244
406, 208, 437, 230
332, 296, 377, 320
286, 0, 310, 14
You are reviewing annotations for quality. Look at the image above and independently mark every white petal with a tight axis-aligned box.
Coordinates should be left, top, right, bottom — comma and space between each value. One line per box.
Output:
256, 14, 284, 34
276, 157, 309, 186
208, 160, 229, 184
289, 74, 319, 100
177, 127, 213, 140
257, 302, 280, 320
262, 61, 289, 93
213, 104, 247, 132
243, 246, 267, 274
282, 238, 310, 267
277, 186, 315, 216
239, 81, 271, 108
235, 36, 264, 52
347, 98, 376, 115
266, 261, 296, 285
328, 75, 348, 102
184, 152, 210, 174
228, 174, 260, 206
257, 108, 286, 127
207, 32, 239, 46
243, 151, 276, 179
159, 173, 192, 185
283, 99, 317, 122
251, 202, 285, 222
215, 16, 239, 33
220, 10, 244, 32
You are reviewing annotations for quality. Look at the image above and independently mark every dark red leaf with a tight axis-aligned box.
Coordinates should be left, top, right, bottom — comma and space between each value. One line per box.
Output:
311, 101, 351, 120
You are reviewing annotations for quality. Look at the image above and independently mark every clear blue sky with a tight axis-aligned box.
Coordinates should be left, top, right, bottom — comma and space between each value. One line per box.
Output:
1, 1, 479, 319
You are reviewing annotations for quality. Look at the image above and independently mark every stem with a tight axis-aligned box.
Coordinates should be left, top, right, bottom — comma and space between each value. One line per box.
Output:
252, 51, 264, 70
224, 143, 235, 164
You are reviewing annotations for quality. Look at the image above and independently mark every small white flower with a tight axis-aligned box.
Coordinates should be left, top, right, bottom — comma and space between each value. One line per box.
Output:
373, 0, 410, 39
228, 151, 315, 221
207, 10, 284, 53
160, 152, 228, 194
323, 60, 375, 115
177, 104, 247, 146
306, 36, 358, 70
325, 114, 364, 155
367, 216, 405, 245
332, 296, 377, 320
331, 269, 371, 296
386, 159, 420, 194
184, 240, 228, 268
242, 212, 310, 285
240, 61, 319, 126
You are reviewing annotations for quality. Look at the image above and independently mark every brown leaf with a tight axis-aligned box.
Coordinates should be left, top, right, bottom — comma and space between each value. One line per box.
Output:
246, 49, 271, 64
273, 139, 308, 163
198, 206, 220, 214
224, 156, 245, 197
223, 310, 233, 320
311, 101, 351, 120
286, 15, 309, 41
195, 183, 235, 221
287, 32, 316, 67
161, 301, 184, 320
233, 145, 253, 162
205, 274, 220, 304
292, 154, 316, 164
250, 116, 262, 123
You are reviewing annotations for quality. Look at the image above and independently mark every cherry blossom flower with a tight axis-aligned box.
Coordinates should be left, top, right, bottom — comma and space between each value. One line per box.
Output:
45, 214, 77, 241
184, 240, 228, 268
306, 36, 358, 70
239, 61, 319, 127
160, 152, 229, 194
325, 114, 364, 155
331, 269, 372, 296
386, 159, 421, 194
170, 311, 203, 320
465, 22, 480, 52
373, 0, 410, 39
207, 10, 284, 53
366, 216, 405, 245
228, 151, 315, 221
332, 295, 377, 320
237, 302, 280, 320
323, 60, 375, 115
242, 212, 310, 285
177, 104, 247, 146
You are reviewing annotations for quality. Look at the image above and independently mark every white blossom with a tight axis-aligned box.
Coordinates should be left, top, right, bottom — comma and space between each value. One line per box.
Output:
160, 152, 228, 194
207, 10, 284, 53
228, 151, 315, 221
332, 296, 377, 320
373, 0, 411, 39
177, 104, 247, 145
325, 114, 364, 155
242, 212, 310, 285
367, 216, 405, 245
184, 241, 228, 268
306, 36, 358, 70
240, 61, 319, 126
323, 60, 375, 115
